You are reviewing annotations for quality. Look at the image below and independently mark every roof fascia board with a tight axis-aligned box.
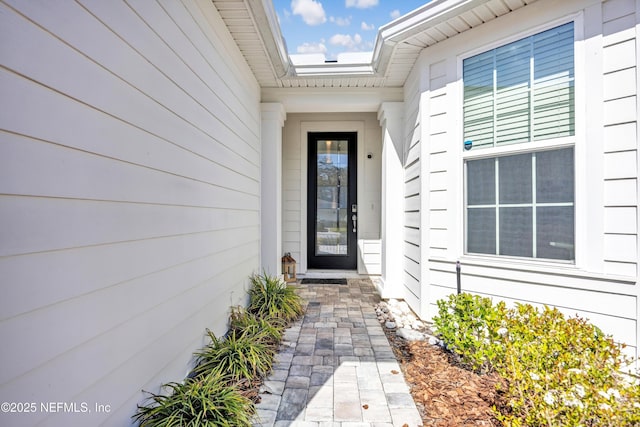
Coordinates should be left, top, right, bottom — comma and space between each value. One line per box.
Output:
373, 0, 489, 75
246, 0, 292, 78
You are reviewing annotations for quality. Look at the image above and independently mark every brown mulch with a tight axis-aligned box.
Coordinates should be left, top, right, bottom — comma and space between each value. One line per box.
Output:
385, 330, 507, 427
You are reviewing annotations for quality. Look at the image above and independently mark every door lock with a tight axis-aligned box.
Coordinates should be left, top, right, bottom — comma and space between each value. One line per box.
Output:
352, 214, 357, 233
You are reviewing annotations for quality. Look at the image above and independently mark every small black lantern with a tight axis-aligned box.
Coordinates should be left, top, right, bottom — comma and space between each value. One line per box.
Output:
281, 252, 297, 283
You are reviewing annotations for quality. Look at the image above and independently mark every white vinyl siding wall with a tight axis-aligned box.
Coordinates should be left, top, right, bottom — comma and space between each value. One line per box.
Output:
0, 1, 260, 426
427, 60, 451, 261
403, 70, 423, 310
602, 0, 639, 277
402, 0, 639, 359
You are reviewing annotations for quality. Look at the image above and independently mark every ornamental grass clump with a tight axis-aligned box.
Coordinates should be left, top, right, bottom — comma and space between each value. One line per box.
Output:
134, 273, 305, 426
192, 329, 274, 383
133, 371, 253, 427
433, 293, 640, 427
248, 272, 304, 323
229, 306, 285, 348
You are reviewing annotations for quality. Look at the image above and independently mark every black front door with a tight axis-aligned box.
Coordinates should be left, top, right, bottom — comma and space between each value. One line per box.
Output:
307, 132, 357, 269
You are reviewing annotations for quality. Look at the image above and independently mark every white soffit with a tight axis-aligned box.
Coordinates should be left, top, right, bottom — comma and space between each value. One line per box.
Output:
212, 0, 537, 89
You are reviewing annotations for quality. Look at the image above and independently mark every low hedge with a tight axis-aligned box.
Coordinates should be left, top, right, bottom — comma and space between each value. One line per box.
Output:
433, 293, 640, 427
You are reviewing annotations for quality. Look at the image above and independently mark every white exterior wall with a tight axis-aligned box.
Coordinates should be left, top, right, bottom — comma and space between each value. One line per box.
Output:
281, 113, 382, 274
404, 0, 639, 357
0, 1, 261, 426
402, 71, 424, 311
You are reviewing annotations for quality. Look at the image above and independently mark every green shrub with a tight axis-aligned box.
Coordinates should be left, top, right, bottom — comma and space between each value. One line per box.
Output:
248, 273, 304, 322
229, 306, 285, 348
433, 293, 507, 373
497, 304, 640, 427
192, 329, 274, 383
133, 371, 253, 427
433, 293, 640, 427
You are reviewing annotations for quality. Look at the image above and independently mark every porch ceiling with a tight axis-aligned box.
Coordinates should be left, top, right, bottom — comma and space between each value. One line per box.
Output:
212, 0, 537, 89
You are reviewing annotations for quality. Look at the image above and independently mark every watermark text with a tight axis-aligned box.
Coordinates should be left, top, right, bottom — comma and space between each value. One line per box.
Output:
1, 401, 111, 414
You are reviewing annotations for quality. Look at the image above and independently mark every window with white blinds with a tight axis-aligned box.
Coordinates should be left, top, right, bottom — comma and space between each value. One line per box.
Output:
463, 22, 574, 149
463, 22, 576, 262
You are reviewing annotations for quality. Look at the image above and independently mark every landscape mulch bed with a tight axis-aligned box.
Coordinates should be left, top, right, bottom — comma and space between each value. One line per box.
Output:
385, 329, 507, 427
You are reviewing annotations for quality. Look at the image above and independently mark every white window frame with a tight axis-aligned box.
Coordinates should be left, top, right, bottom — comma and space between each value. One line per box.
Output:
459, 15, 585, 268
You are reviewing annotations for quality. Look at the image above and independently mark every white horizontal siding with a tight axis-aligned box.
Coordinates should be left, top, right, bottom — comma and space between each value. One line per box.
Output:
278, 115, 301, 266
0, 1, 260, 426
604, 179, 638, 206
427, 260, 637, 354
604, 122, 637, 152
403, 69, 422, 302
1, 1, 259, 166
401, 0, 640, 359
428, 60, 450, 264
360, 239, 382, 275
0, 129, 258, 210
603, 38, 636, 72
405, 138, 421, 165
604, 96, 637, 124
1, 237, 259, 384
602, 0, 638, 277
404, 176, 421, 196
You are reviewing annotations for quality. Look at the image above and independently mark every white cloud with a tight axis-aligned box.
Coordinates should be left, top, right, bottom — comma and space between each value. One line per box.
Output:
291, 0, 326, 26
330, 16, 351, 26
277, 8, 291, 25
346, 0, 378, 8
361, 21, 374, 31
390, 9, 401, 19
296, 41, 327, 54
329, 33, 364, 51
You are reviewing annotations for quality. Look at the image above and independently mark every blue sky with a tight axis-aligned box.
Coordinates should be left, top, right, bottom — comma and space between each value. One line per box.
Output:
272, 0, 430, 60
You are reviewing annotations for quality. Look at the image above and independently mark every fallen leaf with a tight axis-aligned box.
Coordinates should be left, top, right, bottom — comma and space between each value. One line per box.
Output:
391, 370, 399, 374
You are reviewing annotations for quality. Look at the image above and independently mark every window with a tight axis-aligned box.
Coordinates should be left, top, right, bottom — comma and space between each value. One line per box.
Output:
463, 22, 575, 261
466, 148, 574, 260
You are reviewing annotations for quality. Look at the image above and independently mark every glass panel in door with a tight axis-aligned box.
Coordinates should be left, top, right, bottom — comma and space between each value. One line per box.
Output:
316, 139, 349, 255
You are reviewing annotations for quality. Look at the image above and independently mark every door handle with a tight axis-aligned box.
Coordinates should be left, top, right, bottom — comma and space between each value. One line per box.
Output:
351, 214, 357, 233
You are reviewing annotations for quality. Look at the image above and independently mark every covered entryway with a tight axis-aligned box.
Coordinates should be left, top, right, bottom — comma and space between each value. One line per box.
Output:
277, 115, 387, 278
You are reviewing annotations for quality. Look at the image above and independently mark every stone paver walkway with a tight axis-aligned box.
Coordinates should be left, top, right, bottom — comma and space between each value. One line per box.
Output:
253, 278, 423, 427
